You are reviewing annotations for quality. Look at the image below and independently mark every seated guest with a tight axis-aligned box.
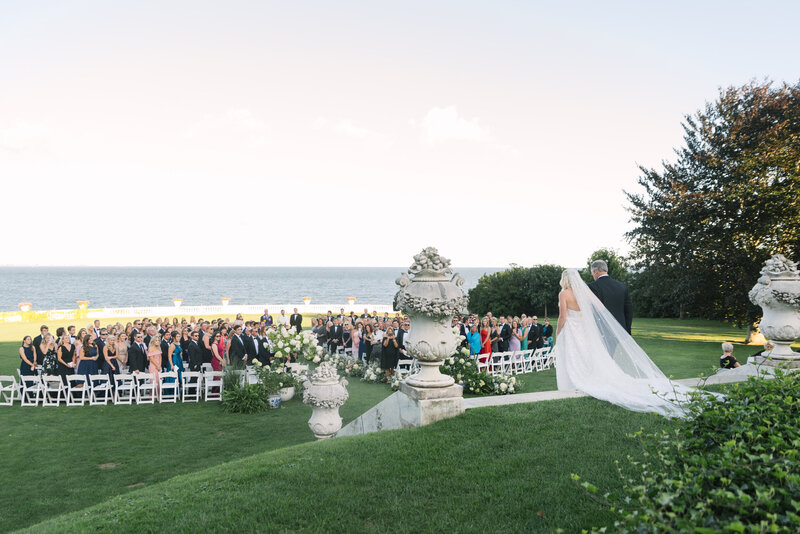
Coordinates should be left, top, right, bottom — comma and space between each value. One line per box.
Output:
467, 325, 482, 356
720, 342, 741, 369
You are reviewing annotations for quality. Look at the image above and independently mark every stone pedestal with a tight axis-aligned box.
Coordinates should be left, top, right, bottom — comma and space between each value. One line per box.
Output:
335, 383, 464, 438
749, 255, 800, 368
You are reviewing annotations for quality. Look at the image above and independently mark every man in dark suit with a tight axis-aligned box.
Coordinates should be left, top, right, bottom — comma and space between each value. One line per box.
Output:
397, 320, 409, 357
128, 332, 148, 373
160, 334, 171, 372
328, 318, 343, 354
95, 329, 108, 370
187, 331, 203, 371
228, 324, 246, 365
527, 317, 543, 349
290, 308, 303, 333
243, 327, 259, 363
498, 316, 511, 352
588, 260, 633, 334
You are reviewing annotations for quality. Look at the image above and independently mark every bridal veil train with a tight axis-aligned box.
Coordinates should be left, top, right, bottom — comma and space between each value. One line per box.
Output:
554, 268, 692, 417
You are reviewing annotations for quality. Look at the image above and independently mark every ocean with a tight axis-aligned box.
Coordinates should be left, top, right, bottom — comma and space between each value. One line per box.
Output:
0, 266, 502, 312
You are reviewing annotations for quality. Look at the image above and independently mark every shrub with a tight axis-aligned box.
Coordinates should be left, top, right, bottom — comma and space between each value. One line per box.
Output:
579, 368, 800, 533
222, 383, 269, 414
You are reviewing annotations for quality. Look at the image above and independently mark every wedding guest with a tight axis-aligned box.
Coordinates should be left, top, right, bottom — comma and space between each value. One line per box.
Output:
277, 309, 289, 327
542, 318, 554, 346
489, 318, 501, 353
127, 332, 148, 374
168, 331, 184, 386
382, 328, 400, 379
76, 333, 99, 380
56, 334, 76, 384
147, 336, 162, 387
751, 342, 774, 359
467, 325, 482, 356
33, 325, 49, 367
343, 322, 352, 352
397, 320, 409, 357
41, 335, 59, 377
290, 308, 303, 333
329, 318, 343, 353
520, 318, 531, 351
312, 318, 327, 347
228, 324, 245, 365
68, 325, 77, 342
19, 336, 37, 376
261, 308, 273, 326
509, 320, 522, 353
116, 332, 129, 369
180, 328, 191, 357
361, 324, 374, 363
95, 329, 108, 373
160, 333, 171, 372
371, 325, 384, 363
498, 316, 512, 352
720, 342, 741, 369
102, 334, 120, 382
351, 322, 361, 356
209, 331, 225, 371
479, 317, 492, 360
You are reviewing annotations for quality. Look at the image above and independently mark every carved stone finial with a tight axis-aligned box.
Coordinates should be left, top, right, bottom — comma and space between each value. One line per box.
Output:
407, 246, 453, 277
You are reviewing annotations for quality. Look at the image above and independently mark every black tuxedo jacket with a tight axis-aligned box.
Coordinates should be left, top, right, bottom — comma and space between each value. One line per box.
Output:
243, 335, 259, 361
127, 342, 147, 373
229, 335, 246, 364
329, 325, 343, 346
160, 339, 171, 370
95, 338, 106, 368
143, 334, 152, 348
499, 323, 512, 351
588, 275, 634, 334
187, 341, 203, 371
290, 314, 303, 332
33, 334, 45, 362
527, 324, 543, 349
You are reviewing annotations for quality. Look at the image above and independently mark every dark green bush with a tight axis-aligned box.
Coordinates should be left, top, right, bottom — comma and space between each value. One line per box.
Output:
222, 383, 269, 414
579, 368, 800, 533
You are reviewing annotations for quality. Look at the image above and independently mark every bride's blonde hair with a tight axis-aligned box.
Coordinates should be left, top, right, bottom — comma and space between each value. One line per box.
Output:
559, 270, 571, 290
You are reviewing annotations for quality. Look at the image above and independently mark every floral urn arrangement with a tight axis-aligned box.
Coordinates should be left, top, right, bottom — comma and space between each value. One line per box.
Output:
172, 298, 183, 307
749, 254, 800, 365
302, 296, 312, 305
394, 247, 469, 388
347, 296, 356, 305
220, 297, 231, 307
303, 361, 349, 439
17, 302, 32, 312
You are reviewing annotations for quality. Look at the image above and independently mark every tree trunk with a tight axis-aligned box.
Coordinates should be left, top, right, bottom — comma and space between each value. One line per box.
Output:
744, 323, 754, 344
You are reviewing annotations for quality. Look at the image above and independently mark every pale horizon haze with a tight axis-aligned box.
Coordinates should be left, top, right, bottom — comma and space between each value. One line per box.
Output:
2, 1, 798, 268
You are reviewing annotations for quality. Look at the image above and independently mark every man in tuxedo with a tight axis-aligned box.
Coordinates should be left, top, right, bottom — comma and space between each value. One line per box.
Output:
92, 320, 101, 339
328, 318, 343, 354
128, 332, 148, 373
228, 324, 246, 365
244, 326, 261, 363
527, 317, 543, 349
143, 326, 156, 348
290, 308, 303, 333
32, 325, 49, 366
187, 331, 203, 371
160, 334, 171, 372
67, 325, 77, 343
588, 260, 633, 334
361, 308, 371, 319
498, 316, 512, 352
95, 329, 108, 370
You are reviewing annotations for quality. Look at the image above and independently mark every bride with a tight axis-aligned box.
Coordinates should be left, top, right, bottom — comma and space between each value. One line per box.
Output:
554, 268, 692, 417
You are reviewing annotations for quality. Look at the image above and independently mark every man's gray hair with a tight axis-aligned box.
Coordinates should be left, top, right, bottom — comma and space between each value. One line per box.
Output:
590, 260, 608, 273
721, 342, 734, 353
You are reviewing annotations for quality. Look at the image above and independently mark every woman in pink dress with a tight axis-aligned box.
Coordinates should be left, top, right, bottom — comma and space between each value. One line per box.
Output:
209, 331, 224, 371
351, 321, 361, 358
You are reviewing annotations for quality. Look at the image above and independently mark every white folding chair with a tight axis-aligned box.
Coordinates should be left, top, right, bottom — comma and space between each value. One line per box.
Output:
114, 374, 136, 404
89, 374, 112, 405
159, 371, 179, 403
0, 375, 18, 405
343, 348, 353, 358
204, 371, 223, 401
516, 349, 534, 374
476, 356, 490, 375
181, 371, 202, 402
135, 373, 156, 404
66, 375, 89, 406
245, 367, 259, 385
201, 363, 213, 374
395, 359, 414, 379
42, 375, 66, 406
543, 348, 555, 370
286, 363, 309, 375
19, 375, 43, 406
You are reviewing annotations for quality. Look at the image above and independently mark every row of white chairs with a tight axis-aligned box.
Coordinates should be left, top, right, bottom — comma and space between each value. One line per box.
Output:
1, 370, 224, 407
477, 347, 554, 376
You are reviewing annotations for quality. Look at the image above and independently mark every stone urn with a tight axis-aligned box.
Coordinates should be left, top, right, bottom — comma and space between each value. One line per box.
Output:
394, 247, 469, 388
279, 386, 295, 402
749, 254, 800, 365
303, 362, 349, 439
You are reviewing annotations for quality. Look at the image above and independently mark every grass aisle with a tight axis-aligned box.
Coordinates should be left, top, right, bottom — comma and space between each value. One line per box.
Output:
25, 398, 673, 533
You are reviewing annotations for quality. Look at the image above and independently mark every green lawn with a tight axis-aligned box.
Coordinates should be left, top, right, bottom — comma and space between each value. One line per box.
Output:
0, 317, 779, 532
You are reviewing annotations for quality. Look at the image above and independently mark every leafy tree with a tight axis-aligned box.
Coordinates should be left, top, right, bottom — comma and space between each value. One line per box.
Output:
580, 248, 630, 284
468, 264, 563, 318
626, 80, 800, 337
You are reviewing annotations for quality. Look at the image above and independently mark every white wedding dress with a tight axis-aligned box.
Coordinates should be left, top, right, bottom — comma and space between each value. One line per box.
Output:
554, 269, 692, 417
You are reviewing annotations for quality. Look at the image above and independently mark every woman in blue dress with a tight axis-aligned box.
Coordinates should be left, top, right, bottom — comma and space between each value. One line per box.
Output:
76, 334, 99, 380
19, 336, 37, 376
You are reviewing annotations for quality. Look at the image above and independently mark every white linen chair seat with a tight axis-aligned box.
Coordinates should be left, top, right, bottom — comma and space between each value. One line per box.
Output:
204, 371, 224, 401
89, 374, 112, 405
0, 375, 18, 405
66, 375, 89, 406
159, 371, 179, 403
113, 374, 136, 405
135, 373, 156, 404
19, 374, 43, 406
181, 371, 202, 402
42, 375, 66, 406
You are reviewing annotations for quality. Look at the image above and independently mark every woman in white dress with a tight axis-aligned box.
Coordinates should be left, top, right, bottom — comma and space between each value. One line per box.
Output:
554, 268, 692, 417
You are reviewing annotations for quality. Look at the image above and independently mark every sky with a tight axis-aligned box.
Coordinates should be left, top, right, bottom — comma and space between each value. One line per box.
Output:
1, 1, 798, 268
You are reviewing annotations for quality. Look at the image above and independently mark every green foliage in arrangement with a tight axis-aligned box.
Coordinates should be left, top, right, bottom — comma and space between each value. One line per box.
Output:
221, 382, 269, 414
440, 349, 521, 395
626, 80, 800, 327
579, 368, 800, 533
468, 263, 564, 317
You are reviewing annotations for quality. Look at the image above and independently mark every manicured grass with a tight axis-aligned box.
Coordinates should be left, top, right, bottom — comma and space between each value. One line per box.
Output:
24, 398, 673, 533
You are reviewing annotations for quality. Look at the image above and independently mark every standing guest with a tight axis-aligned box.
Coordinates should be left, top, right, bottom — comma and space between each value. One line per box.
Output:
520, 318, 531, 351
371, 324, 384, 364
479, 317, 492, 360
720, 342, 741, 369
542, 318, 554, 346
381, 328, 400, 380
95, 329, 108, 373
361, 308, 371, 319
290, 308, 303, 333
33, 325, 49, 368
528, 316, 543, 349
312, 318, 327, 347
343, 322, 352, 352
509, 320, 522, 353
467, 325, 482, 356
117, 332, 129, 369
92, 320, 101, 338
168, 331, 184, 387
489, 318, 501, 353
220, 326, 231, 365
76, 334, 99, 380
498, 316, 512, 352
362, 324, 374, 363
160, 334, 171, 372
102, 335, 120, 382
68, 325, 77, 343
228, 324, 246, 365
180, 328, 191, 358
397, 320, 409, 357
56, 334, 75, 384
41, 335, 59, 377
143, 326, 156, 348
209, 331, 225, 371
245, 327, 261, 363
147, 334, 161, 391
352, 322, 362, 359
261, 309, 273, 326
127, 332, 148, 374
19, 336, 37, 376
329, 318, 343, 353
187, 331, 203, 371
277, 309, 289, 327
